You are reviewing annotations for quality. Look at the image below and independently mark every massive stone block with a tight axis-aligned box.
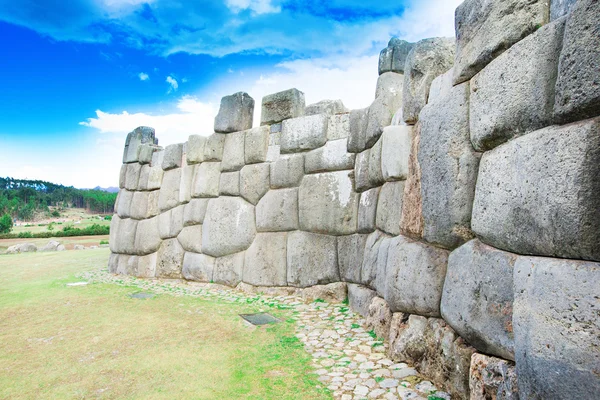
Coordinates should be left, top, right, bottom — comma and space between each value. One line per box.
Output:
219, 171, 240, 196
255, 188, 298, 232
116, 189, 134, 218
109, 216, 121, 254
385, 235, 449, 317
114, 218, 138, 255
375, 181, 404, 236
441, 240, 516, 361
203, 133, 225, 161
214, 92, 254, 133
221, 131, 245, 172
137, 165, 150, 191
240, 163, 270, 205
358, 187, 379, 233
418, 81, 479, 249
119, 164, 127, 189
470, 19, 566, 152
554, 0, 600, 123
191, 162, 221, 198
360, 230, 389, 288
453, 0, 549, 84
337, 234, 368, 283
286, 231, 339, 287
260, 88, 305, 126
513, 256, 600, 399
177, 225, 203, 254
202, 197, 256, 257
243, 232, 287, 286
124, 163, 142, 191
472, 118, 600, 261
156, 238, 184, 278
244, 126, 269, 164
137, 252, 157, 278
186, 135, 206, 164
298, 171, 359, 235
162, 143, 183, 170
402, 38, 455, 124
138, 144, 159, 165
158, 205, 184, 239
348, 283, 377, 317
213, 252, 244, 287
178, 163, 194, 204
304, 139, 355, 173
550, 0, 577, 20
327, 113, 350, 141
270, 154, 304, 188
367, 138, 384, 188
182, 252, 214, 282
146, 164, 163, 190
353, 149, 370, 193
470, 353, 519, 400
366, 297, 393, 341
378, 37, 414, 75
305, 99, 347, 116
280, 114, 328, 153
381, 125, 411, 181
347, 108, 368, 153
366, 72, 403, 147
133, 216, 162, 256
183, 198, 209, 226
158, 168, 181, 211
399, 122, 423, 239
123, 126, 156, 163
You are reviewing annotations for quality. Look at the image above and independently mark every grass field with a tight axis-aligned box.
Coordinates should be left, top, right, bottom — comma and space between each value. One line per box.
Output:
0, 249, 328, 400
0, 235, 110, 253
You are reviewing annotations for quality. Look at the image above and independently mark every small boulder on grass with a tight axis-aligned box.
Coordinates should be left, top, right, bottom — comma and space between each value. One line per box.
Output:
6, 243, 38, 254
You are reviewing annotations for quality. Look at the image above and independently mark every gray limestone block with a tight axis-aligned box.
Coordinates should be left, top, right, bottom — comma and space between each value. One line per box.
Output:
244, 126, 270, 164
304, 139, 355, 174
151, 149, 164, 167
337, 234, 368, 283
376, 181, 405, 236
368, 138, 384, 188
134, 216, 162, 256
256, 188, 299, 232
366, 72, 404, 147
348, 283, 377, 317
147, 191, 160, 218
156, 238, 184, 278
385, 235, 449, 317
298, 171, 359, 235
379, 45, 393, 75
158, 205, 184, 239
347, 108, 369, 153
116, 254, 136, 275
327, 113, 350, 141
108, 252, 118, 273
138, 165, 150, 191
243, 232, 287, 286
260, 88, 306, 126
266, 145, 280, 163
137, 252, 157, 278
182, 252, 215, 282
280, 114, 328, 153
109, 216, 121, 253
177, 225, 203, 254
379, 37, 415, 75
366, 297, 393, 341
123, 126, 156, 163
358, 187, 379, 234
214, 252, 244, 287
354, 150, 370, 193
186, 135, 207, 164
270, 154, 304, 189
178, 163, 194, 204
240, 163, 270, 205
551, 0, 577, 20
373, 237, 392, 298
183, 198, 209, 226
470, 18, 566, 152
554, 0, 600, 124
472, 117, 600, 261
221, 131, 245, 172
360, 230, 389, 288
124, 163, 142, 191
418, 81, 480, 250
441, 239, 516, 361
219, 171, 240, 196
453, 0, 549, 85
203, 133, 226, 161
214, 92, 254, 133
191, 162, 221, 198
119, 164, 127, 189
130, 191, 150, 220
381, 125, 412, 181
305, 99, 348, 116
427, 68, 454, 104
158, 168, 182, 212
469, 353, 519, 400
403, 38, 455, 124
162, 143, 183, 171
300, 282, 347, 304
286, 231, 339, 288
117, 217, 138, 255
146, 164, 163, 190
513, 256, 600, 399
138, 143, 159, 164
116, 189, 134, 218
202, 197, 256, 257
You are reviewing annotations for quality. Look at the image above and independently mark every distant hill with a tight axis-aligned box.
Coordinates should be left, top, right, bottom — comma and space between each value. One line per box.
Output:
90, 186, 119, 193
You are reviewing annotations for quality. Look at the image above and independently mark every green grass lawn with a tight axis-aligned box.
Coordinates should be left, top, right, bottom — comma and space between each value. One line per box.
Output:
0, 249, 329, 400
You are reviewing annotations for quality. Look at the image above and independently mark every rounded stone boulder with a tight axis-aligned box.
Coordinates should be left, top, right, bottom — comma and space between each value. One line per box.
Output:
202, 197, 256, 257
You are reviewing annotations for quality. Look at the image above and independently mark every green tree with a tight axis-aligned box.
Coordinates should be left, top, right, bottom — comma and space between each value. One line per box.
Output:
0, 214, 13, 234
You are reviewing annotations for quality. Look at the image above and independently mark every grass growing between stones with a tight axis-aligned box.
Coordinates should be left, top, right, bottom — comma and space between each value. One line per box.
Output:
0, 249, 329, 399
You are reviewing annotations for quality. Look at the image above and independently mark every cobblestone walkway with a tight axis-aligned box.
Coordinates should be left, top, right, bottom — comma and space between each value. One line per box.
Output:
79, 269, 451, 400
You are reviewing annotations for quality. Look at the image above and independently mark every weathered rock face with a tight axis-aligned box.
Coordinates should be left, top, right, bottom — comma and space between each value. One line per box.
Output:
201, 197, 256, 257
134, 217, 161, 255
366, 72, 403, 147
358, 187, 379, 233
219, 171, 240, 196
6, 243, 37, 254
378, 37, 414, 75
402, 38, 455, 124
270, 154, 304, 189
239, 163, 270, 205
162, 143, 183, 171
221, 131, 245, 172
123, 126, 156, 163
156, 238, 184, 278
399, 122, 423, 239
366, 297, 392, 341
255, 188, 298, 232
305, 99, 347, 116
513, 256, 600, 400
348, 283, 377, 317
347, 108, 368, 153
469, 18, 565, 152
177, 225, 203, 254
304, 139, 355, 173
453, 0, 549, 85
281, 114, 328, 153
470, 353, 519, 400
213, 252, 244, 287
553, 0, 600, 123
203, 134, 225, 161
551, 0, 577, 20
287, 231, 339, 287
337, 234, 367, 283
472, 118, 600, 261
183, 198, 209, 226
375, 181, 404, 236
441, 240, 515, 361
380, 125, 411, 181
214, 92, 254, 133
244, 126, 269, 164
182, 252, 214, 282
243, 232, 287, 286
260, 88, 305, 126
191, 162, 221, 198
186, 135, 206, 164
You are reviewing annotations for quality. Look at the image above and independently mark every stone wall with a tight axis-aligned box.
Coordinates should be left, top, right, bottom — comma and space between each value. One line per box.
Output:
109, 0, 600, 398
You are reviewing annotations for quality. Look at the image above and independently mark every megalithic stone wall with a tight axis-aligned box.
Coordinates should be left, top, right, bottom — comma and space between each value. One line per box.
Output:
109, 0, 600, 398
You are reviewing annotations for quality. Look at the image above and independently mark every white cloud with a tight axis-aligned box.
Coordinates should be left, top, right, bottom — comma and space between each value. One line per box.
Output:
166, 75, 178, 92
225, 0, 281, 15
138, 72, 149, 81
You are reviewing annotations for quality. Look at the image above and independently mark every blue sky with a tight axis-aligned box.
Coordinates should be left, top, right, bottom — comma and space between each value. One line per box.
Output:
0, 0, 460, 188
